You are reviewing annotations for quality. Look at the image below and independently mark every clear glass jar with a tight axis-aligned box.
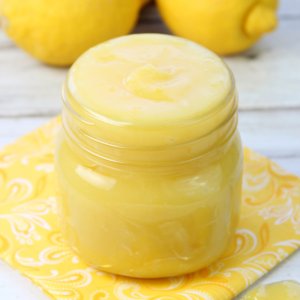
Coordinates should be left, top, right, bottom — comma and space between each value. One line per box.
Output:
55, 34, 243, 278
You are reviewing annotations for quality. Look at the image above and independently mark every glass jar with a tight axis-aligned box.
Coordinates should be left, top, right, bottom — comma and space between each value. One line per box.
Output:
55, 34, 243, 278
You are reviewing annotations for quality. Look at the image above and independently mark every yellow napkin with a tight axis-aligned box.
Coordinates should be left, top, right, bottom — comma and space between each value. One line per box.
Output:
0, 118, 300, 300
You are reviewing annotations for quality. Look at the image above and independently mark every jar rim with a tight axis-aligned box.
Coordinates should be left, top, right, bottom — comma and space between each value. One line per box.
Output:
61, 56, 239, 169
63, 65, 236, 131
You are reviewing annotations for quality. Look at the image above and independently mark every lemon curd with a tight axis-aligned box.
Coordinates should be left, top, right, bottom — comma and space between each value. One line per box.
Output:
55, 34, 243, 278
241, 281, 300, 300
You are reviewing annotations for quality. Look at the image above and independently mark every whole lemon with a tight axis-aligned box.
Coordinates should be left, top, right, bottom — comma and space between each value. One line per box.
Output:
157, 0, 279, 55
140, 0, 150, 6
0, 0, 144, 66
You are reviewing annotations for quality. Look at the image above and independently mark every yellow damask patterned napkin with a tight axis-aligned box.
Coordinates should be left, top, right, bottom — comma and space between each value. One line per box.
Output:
0, 118, 300, 300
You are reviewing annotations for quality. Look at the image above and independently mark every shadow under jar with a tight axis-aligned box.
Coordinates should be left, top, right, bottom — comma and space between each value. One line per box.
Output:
55, 34, 243, 278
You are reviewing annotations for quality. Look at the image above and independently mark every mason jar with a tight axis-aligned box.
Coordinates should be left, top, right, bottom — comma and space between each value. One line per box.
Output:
55, 34, 243, 278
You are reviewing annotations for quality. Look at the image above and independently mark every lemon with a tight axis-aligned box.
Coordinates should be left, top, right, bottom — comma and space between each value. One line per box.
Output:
0, 0, 144, 66
140, 0, 150, 6
157, 0, 279, 55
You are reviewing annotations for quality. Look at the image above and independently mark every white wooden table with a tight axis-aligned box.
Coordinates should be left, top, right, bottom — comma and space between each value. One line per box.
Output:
0, 1, 299, 299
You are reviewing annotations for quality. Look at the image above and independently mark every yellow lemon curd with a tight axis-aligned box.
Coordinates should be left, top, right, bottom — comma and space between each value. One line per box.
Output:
55, 34, 243, 278
241, 281, 300, 300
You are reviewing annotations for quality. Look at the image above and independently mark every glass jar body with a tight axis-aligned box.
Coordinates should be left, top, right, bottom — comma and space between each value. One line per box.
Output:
55, 129, 243, 278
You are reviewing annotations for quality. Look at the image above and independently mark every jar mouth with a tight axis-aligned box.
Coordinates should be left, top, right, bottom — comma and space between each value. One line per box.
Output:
63, 87, 237, 148
66, 33, 234, 128
63, 67, 236, 132
61, 69, 238, 168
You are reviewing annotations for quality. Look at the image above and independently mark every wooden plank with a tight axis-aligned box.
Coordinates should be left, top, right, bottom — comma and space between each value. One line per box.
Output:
272, 157, 300, 176
239, 109, 300, 158
225, 18, 300, 110
0, 35, 65, 117
279, 0, 300, 17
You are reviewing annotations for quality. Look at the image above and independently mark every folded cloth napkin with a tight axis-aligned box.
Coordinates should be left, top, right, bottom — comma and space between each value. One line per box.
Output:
0, 118, 299, 300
